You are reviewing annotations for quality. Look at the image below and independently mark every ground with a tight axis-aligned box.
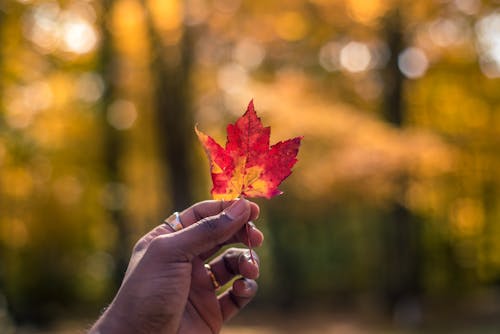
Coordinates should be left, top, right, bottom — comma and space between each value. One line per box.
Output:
7, 309, 500, 333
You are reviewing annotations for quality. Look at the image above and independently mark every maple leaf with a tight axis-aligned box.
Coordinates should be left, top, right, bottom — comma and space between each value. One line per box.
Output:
196, 100, 302, 200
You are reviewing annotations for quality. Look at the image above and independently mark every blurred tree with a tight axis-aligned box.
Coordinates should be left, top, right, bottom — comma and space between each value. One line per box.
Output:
380, 8, 422, 317
97, 0, 131, 288
142, 0, 195, 210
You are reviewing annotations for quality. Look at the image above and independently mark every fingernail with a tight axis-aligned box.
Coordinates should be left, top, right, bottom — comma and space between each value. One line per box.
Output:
248, 221, 256, 229
242, 279, 253, 294
235, 278, 257, 296
244, 252, 253, 263
244, 251, 258, 266
225, 199, 247, 220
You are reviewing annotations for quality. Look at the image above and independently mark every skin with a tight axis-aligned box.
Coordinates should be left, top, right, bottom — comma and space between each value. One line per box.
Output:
90, 198, 263, 334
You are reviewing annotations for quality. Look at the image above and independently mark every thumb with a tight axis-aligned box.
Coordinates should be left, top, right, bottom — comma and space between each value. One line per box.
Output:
166, 198, 252, 260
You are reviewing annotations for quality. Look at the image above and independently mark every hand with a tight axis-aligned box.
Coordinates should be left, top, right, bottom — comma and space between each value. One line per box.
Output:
90, 198, 263, 334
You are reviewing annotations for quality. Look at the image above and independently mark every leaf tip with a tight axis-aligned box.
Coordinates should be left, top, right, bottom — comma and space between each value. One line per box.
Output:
247, 99, 255, 113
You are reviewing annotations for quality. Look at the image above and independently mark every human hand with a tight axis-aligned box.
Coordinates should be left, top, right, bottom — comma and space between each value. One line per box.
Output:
90, 198, 263, 334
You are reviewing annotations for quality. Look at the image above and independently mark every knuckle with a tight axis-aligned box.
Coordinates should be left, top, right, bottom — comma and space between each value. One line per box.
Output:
218, 211, 233, 224
192, 207, 203, 222
147, 235, 168, 254
199, 217, 220, 233
219, 200, 225, 213
133, 238, 148, 253
199, 210, 232, 233
147, 235, 189, 261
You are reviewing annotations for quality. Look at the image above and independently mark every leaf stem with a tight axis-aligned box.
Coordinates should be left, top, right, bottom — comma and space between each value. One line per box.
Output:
239, 194, 256, 264
246, 223, 256, 264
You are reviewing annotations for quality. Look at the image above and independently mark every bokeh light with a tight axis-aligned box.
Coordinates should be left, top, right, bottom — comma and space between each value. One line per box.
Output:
4, 81, 53, 129
23, 1, 60, 53
475, 12, 500, 78
454, 0, 481, 15
61, 16, 98, 54
22, 0, 98, 55
339, 41, 372, 73
428, 18, 468, 47
75, 72, 105, 104
107, 100, 138, 130
319, 41, 342, 72
233, 39, 266, 70
398, 47, 429, 79
217, 63, 248, 94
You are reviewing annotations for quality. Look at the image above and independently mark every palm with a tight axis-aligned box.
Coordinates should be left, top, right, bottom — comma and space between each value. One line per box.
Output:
178, 258, 224, 334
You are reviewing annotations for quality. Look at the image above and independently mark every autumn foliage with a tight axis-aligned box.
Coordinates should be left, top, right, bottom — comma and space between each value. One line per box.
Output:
196, 100, 302, 200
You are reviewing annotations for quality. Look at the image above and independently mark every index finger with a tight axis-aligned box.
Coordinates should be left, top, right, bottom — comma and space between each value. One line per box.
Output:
133, 200, 260, 254
166, 199, 255, 260
179, 200, 260, 229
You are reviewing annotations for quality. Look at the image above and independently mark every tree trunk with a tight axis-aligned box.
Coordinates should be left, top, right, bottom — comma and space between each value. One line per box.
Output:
381, 9, 422, 323
142, 1, 195, 211
98, 0, 131, 289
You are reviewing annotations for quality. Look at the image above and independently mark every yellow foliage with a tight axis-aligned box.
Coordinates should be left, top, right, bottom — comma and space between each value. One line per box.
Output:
450, 198, 485, 237
224, 72, 456, 204
111, 0, 150, 56
3, 168, 34, 199
147, 0, 183, 31
1, 218, 29, 249
346, 0, 389, 24
274, 11, 309, 41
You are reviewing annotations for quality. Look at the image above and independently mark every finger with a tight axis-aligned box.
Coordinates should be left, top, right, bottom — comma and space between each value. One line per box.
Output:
135, 199, 259, 252
179, 200, 259, 230
162, 199, 253, 260
198, 223, 264, 261
132, 224, 171, 254
219, 278, 258, 322
162, 201, 230, 233
209, 248, 259, 287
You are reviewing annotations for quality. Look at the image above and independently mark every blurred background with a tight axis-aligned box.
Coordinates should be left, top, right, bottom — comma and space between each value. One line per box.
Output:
0, 0, 499, 333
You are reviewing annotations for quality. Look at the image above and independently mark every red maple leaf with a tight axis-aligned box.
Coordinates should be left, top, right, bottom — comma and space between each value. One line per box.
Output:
196, 100, 302, 200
